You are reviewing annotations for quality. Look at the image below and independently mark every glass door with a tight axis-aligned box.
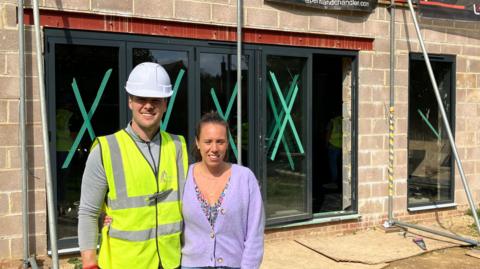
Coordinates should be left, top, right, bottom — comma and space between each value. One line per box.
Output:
196, 47, 255, 166
46, 35, 126, 251
261, 50, 312, 224
127, 43, 194, 141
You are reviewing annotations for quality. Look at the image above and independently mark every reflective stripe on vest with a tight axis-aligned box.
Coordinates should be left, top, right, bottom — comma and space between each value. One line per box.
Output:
109, 221, 183, 242
170, 133, 187, 201
103, 133, 184, 210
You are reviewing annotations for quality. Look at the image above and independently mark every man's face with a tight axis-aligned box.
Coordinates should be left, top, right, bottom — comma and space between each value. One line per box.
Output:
128, 95, 167, 133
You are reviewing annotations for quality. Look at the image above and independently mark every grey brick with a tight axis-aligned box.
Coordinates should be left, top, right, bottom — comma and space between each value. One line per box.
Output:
0, 124, 19, 146
212, 4, 236, 25
10, 190, 46, 214
134, 0, 173, 18
246, 7, 277, 28
175, 0, 211, 22
279, 10, 308, 31
44, 0, 90, 11
92, 0, 133, 15
0, 76, 20, 99
309, 14, 337, 32
2, 4, 17, 29
0, 169, 21, 191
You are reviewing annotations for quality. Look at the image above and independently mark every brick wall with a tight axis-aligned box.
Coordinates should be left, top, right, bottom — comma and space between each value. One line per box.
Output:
1, 0, 480, 263
0, 0, 47, 262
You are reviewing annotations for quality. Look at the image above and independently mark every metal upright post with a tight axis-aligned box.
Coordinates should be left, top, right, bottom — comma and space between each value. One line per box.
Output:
32, 1, 60, 267
18, 1, 30, 268
401, 0, 480, 236
237, 0, 243, 165
387, 0, 396, 225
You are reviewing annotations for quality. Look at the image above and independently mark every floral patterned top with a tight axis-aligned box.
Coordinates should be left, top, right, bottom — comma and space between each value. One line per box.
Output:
194, 179, 230, 228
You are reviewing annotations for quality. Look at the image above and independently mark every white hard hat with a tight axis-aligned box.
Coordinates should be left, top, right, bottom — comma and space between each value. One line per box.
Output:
125, 62, 173, 98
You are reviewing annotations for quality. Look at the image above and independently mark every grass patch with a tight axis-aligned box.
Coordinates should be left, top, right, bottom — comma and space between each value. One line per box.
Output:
466, 207, 480, 217
67, 257, 82, 269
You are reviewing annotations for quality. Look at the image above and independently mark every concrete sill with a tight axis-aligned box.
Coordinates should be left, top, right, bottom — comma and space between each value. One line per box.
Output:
407, 203, 457, 212
267, 213, 361, 229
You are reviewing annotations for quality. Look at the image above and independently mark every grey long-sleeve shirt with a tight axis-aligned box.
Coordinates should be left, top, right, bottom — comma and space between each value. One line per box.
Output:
78, 124, 161, 250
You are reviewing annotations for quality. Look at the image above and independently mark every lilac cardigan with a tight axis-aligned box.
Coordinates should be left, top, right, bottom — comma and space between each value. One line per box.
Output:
181, 164, 265, 269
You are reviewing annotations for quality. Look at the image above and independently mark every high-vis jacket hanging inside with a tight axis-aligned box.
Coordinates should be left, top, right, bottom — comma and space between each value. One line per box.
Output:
96, 130, 188, 269
56, 108, 74, 152
329, 116, 343, 149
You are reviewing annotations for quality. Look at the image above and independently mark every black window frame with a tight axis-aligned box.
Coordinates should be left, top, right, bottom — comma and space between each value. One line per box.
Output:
407, 53, 456, 209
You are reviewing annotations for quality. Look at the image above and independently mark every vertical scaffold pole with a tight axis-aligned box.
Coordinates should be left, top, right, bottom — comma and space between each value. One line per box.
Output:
405, 0, 480, 235
387, 0, 396, 225
237, 0, 243, 165
32, 1, 60, 267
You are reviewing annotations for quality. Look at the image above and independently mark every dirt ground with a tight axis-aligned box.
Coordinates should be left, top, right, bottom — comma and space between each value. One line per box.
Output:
2, 215, 480, 268
261, 213, 480, 269
385, 247, 480, 269
384, 214, 480, 269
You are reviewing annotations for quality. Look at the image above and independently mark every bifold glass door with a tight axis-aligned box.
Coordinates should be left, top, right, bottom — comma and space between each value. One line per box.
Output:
128, 43, 193, 139
197, 48, 254, 166
46, 29, 358, 251
262, 52, 312, 224
46, 37, 126, 251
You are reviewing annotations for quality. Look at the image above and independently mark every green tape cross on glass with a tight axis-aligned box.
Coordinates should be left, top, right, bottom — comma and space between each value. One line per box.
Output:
266, 79, 296, 170
266, 74, 298, 152
62, 68, 112, 169
268, 71, 304, 162
161, 69, 186, 131
417, 109, 441, 139
210, 83, 239, 161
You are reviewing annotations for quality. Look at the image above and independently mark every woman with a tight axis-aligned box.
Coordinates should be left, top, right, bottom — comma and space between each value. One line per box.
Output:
181, 112, 265, 269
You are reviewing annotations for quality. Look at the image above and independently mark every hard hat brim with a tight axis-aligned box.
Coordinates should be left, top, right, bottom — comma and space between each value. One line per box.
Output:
125, 86, 173, 98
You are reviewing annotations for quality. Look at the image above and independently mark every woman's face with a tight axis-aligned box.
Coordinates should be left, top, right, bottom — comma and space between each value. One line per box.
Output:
196, 122, 228, 169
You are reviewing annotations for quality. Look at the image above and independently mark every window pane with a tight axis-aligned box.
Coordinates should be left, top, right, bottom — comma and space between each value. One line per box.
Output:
132, 49, 189, 137
199, 53, 249, 165
265, 55, 308, 220
55, 44, 119, 240
408, 57, 453, 206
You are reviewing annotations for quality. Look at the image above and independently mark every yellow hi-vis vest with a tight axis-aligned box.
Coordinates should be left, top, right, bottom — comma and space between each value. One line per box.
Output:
96, 130, 188, 269
56, 108, 74, 152
329, 116, 342, 149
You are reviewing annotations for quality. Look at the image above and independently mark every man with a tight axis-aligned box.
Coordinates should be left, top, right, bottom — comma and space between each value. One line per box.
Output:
325, 114, 342, 188
78, 62, 188, 269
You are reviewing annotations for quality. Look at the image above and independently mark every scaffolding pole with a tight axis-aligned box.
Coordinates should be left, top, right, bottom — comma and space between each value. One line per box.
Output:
237, 0, 243, 165
394, 220, 479, 245
31, 1, 60, 267
387, 0, 396, 225
390, 0, 480, 244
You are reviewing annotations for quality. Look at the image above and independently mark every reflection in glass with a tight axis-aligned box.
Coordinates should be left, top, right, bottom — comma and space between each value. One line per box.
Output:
199, 53, 249, 165
133, 49, 189, 137
265, 55, 308, 220
408, 58, 453, 206
54, 44, 119, 240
